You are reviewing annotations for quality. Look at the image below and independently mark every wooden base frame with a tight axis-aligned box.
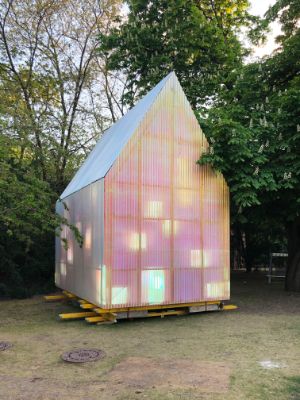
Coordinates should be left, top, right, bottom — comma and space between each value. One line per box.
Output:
44, 291, 237, 325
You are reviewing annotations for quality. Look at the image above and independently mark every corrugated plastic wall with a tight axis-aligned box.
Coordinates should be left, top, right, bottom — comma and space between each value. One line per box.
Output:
55, 180, 104, 306
103, 74, 229, 308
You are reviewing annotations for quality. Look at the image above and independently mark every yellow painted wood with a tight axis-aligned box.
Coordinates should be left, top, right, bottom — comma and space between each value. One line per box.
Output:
44, 294, 66, 301
147, 310, 187, 318
85, 316, 106, 323
78, 299, 89, 304
62, 290, 77, 299
103, 313, 117, 321
223, 304, 238, 310
80, 303, 96, 309
59, 311, 97, 320
93, 300, 221, 314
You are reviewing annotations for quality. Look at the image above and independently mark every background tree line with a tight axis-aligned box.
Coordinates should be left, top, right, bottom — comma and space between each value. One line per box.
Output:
0, 0, 299, 297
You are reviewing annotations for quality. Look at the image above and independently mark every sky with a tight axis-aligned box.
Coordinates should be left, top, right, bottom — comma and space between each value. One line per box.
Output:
250, 0, 281, 58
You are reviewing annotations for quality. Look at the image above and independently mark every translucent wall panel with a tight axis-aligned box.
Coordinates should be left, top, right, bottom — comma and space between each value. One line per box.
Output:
55, 180, 104, 306
103, 73, 229, 308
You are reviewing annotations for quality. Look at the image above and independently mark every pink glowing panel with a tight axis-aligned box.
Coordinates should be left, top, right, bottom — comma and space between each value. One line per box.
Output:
141, 220, 171, 268
174, 269, 203, 303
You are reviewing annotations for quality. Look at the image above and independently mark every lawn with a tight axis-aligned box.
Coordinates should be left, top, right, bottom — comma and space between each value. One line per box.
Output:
1, 272, 299, 400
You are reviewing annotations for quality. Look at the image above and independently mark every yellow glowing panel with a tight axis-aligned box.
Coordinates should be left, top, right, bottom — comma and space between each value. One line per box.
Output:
60, 262, 67, 276
190, 250, 211, 268
67, 246, 73, 264
191, 250, 202, 268
130, 233, 139, 250
178, 189, 193, 206
224, 267, 230, 281
130, 233, 147, 250
85, 226, 92, 249
206, 282, 229, 299
141, 234, 147, 249
112, 287, 128, 305
55, 271, 60, 285
177, 157, 190, 184
146, 201, 162, 218
203, 251, 210, 268
162, 220, 179, 236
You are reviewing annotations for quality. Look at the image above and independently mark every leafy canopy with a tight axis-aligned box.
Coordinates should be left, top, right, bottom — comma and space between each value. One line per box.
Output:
99, 0, 260, 108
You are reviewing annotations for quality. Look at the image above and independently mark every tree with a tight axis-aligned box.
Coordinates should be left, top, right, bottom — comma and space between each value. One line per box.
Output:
198, 0, 300, 290
0, 0, 123, 297
99, 0, 261, 108
0, 134, 83, 297
0, 134, 56, 296
0, 0, 123, 191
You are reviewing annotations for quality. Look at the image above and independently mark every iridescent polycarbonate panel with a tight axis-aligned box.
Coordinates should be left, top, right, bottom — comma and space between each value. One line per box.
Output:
55, 179, 104, 306
103, 73, 229, 308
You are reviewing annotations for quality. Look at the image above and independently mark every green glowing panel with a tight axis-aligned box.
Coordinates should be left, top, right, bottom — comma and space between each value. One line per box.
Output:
142, 270, 165, 304
112, 287, 128, 305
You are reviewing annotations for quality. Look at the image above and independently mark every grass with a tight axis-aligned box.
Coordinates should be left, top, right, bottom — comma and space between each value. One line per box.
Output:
0, 272, 299, 400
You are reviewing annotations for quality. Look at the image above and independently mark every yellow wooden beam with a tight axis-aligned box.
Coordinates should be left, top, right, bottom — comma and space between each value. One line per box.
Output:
62, 290, 77, 299
59, 311, 98, 320
223, 304, 238, 311
94, 300, 221, 314
80, 303, 96, 309
56, 289, 223, 313
44, 294, 66, 301
85, 316, 106, 323
147, 310, 187, 318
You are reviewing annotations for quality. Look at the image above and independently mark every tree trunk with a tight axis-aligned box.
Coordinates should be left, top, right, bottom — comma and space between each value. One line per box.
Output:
286, 217, 300, 292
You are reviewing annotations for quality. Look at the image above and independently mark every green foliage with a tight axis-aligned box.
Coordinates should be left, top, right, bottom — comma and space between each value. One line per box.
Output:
198, 0, 300, 270
0, 0, 109, 297
99, 0, 259, 108
0, 136, 55, 297
0, 135, 82, 297
198, 28, 300, 220
266, 0, 300, 41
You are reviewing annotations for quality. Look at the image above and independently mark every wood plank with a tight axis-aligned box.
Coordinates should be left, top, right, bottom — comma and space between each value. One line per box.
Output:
59, 311, 97, 320
80, 303, 96, 309
223, 305, 238, 311
44, 294, 66, 301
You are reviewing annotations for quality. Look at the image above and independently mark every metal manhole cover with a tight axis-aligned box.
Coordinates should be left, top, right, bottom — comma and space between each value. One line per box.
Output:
61, 349, 106, 363
0, 342, 12, 351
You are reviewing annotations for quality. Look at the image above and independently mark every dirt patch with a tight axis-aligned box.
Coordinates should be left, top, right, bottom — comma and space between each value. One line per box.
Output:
105, 357, 230, 393
0, 375, 92, 400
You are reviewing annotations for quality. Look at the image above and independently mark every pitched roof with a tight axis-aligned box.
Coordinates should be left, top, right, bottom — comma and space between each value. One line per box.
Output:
60, 72, 174, 199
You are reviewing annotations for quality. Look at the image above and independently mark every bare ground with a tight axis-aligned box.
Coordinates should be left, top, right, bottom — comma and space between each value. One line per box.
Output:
0, 272, 300, 400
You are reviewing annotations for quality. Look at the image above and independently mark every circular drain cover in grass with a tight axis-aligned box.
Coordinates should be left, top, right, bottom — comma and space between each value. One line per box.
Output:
0, 342, 12, 351
61, 349, 106, 363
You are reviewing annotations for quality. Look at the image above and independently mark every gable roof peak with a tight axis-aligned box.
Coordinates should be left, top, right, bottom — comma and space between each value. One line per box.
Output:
60, 71, 181, 199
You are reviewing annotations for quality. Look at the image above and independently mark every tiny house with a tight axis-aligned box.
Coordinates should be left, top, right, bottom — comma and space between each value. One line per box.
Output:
55, 72, 230, 310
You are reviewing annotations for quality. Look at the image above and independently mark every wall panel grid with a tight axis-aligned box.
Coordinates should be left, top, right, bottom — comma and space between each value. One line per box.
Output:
103, 74, 229, 308
56, 73, 229, 309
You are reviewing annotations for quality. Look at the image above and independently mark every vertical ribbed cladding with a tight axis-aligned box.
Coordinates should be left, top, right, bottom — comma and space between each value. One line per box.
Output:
55, 180, 104, 307
103, 73, 230, 309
